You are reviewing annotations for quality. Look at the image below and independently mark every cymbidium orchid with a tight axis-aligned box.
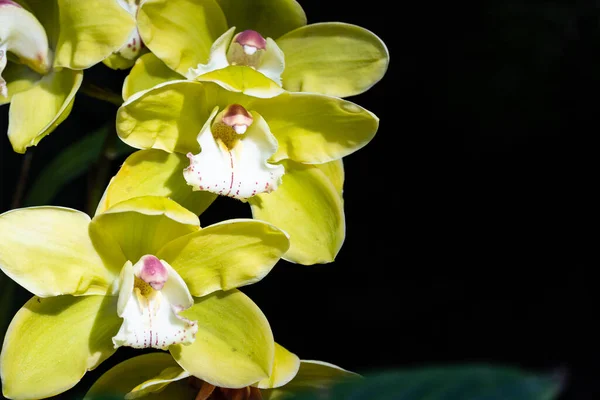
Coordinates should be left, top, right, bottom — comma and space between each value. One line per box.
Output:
0, 0, 82, 153
0, 196, 290, 399
97, 79, 375, 265
116, 0, 388, 100
84, 343, 359, 400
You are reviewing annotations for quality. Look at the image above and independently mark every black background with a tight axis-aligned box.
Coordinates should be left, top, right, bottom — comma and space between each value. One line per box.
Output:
0, 0, 597, 399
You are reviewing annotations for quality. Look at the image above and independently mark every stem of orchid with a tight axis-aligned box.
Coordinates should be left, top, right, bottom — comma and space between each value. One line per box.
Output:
86, 128, 118, 215
11, 150, 33, 209
80, 83, 124, 106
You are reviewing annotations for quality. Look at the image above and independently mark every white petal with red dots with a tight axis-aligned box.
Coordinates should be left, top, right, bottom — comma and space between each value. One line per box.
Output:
183, 109, 284, 200
113, 255, 197, 350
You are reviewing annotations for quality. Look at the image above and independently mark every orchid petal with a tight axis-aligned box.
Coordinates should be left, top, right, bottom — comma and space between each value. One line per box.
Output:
0, 62, 39, 106
95, 149, 217, 216
83, 353, 195, 400
137, 0, 228, 76
0, 1, 51, 79
216, 0, 307, 39
195, 65, 284, 98
0, 295, 121, 400
0, 207, 119, 297
170, 289, 274, 388
117, 81, 378, 163
17, 0, 60, 49
316, 159, 345, 198
156, 218, 289, 297
255, 343, 300, 389
54, 0, 136, 69
185, 26, 235, 79
123, 52, 181, 101
90, 196, 199, 263
262, 360, 360, 400
113, 257, 197, 350
184, 108, 284, 200
249, 93, 379, 164
7, 67, 82, 153
278, 22, 389, 97
117, 80, 213, 154
249, 161, 344, 265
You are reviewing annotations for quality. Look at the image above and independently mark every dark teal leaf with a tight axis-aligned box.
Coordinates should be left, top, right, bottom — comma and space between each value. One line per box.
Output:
286, 365, 564, 400
23, 126, 134, 207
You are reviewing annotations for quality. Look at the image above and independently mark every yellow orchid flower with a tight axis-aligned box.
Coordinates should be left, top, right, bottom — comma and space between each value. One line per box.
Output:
0, 0, 82, 153
84, 343, 359, 399
117, 0, 388, 99
0, 196, 290, 399
99, 79, 374, 265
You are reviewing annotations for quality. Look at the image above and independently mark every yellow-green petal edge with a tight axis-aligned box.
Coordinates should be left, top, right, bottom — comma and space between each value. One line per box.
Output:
91, 196, 199, 262
278, 22, 389, 97
0, 207, 119, 296
84, 353, 195, 400
137, 0, 228, 76
216, 0, 306, 39
170, 289, 274, 388
122, 53, 182, 101
263, 360, 360, 400
54, 0, 136, 69
255, 343, 301, 389
7, 68, 83, 153
1, 295, 121, 400
157, 219, 290, 297
95, 149, 217, 216
249, 161, 344, 265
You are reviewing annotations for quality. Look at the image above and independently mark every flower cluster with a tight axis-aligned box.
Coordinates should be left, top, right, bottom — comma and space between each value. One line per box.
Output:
0, 0, 388, 399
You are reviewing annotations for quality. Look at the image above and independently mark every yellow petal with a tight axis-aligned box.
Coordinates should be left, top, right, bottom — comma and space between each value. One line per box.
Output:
170, 289, 274, 388
84, 353, 195, 400
0, 63, 40, 106
196, 65, 284, 98
216, 0, 306, 39
95, 149, 216, 216
0, 207, 120, 297
249, 161, 344, 265
7, 68, 83, 153
250, 93, 379, 164
54, 0, 136, 69
315, 159, 344, 199
255, 343, 300, 389
277, 22, 389, 97
117, 81, 378, 163
262, 360, 359, 400
90, 196, 200, 263
117, 80, 213, 154
1, 295, 121, 399
156, 219, 289, 297
137, 0, 228, 76
122, 52, 182, 101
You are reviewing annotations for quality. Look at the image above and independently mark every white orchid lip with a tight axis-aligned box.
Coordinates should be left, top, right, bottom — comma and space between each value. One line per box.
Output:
183, 106, 284, 200
0, 0, 51, 97
113, 255, 198, 350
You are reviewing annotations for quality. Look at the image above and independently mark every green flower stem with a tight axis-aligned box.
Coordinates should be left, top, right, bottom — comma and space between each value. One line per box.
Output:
80, 83, 124, 106
11, 150, 34, 209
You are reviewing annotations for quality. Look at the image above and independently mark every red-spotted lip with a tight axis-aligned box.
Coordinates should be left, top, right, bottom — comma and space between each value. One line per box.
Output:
222, 104, 254, 127
234, 30, 267, 50
0, 0, 22, 8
